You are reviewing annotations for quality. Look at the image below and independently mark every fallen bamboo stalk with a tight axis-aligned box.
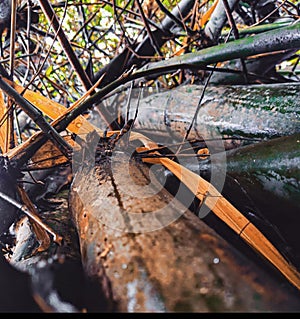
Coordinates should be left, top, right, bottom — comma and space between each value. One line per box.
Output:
69, 144, 300, 312
119, 83, 300, 140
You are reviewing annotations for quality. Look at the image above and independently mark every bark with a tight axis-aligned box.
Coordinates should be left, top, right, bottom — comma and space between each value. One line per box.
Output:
69, 150, 300, 312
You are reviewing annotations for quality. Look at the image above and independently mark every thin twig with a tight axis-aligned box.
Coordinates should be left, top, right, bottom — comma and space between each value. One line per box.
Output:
222, 0, 249, 83
38, 0, 93, 90
135, 0, 163, 57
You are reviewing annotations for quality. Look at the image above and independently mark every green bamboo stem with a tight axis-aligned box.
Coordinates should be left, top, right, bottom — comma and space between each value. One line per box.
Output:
142, 21, 300, 72
58, 21, 300, 130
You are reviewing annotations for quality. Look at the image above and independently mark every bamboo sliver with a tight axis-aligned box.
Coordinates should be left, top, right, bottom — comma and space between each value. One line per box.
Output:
3, 79, 98, 135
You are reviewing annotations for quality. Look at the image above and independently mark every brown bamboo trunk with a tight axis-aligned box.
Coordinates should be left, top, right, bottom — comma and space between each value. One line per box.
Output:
69, 147, 300, 312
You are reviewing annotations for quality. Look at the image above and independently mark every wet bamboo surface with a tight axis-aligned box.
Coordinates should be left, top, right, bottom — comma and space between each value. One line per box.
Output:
69, 152, 300, 312
110, 83, 300, 141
